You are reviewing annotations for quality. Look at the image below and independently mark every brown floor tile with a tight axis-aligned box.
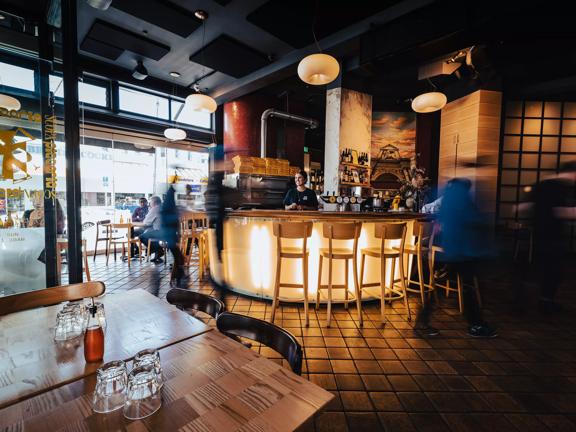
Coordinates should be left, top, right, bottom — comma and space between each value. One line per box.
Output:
346, 412, 383, 432
378, 360, 409, 374
372, 348, 398, 360
328, 347, 352, 359
335, 374, 365, 391
377, 413, 417, 432
438, 376, 475, 392
425, 360, 458, 375
354, 360, 382, 374
505, 414, 550, 432
345, 338, 368, 348
365, 338, 389, 349
369, 392, 403, 411
325, 337, 348, 347
388, 375, 421, 391
361, 375, 392, 392
331, 360, 358, 374
464, 376, 502, 392
397, 392, 436, 413
348, 348, 375, 360
306, 347, 329, 359
309, 374, 337, 391
409, 413, 449, 432
308, 359, 333, 373
402, 360, 433, 375
412, 375, 449, 392
315, 412, 349, 432
340, 391, 374, 411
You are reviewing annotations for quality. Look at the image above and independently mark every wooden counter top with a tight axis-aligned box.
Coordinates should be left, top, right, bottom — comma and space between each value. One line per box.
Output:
225, 209, 429, 221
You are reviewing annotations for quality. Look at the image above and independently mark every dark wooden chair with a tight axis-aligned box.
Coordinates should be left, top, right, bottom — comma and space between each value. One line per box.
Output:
93, 219, 122, 261
216, 311, 303, 375
0, 281, 105, 316
166, 288, 225, 319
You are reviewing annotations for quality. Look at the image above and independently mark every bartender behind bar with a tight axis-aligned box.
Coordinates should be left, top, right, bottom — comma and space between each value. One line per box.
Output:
284, 170, 319, 210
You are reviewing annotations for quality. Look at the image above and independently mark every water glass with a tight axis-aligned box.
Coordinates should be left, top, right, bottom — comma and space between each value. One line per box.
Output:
54, 309, 84, 341
133, 348, 164, 388
92, 360, 128, 413
123, 364, 162, 420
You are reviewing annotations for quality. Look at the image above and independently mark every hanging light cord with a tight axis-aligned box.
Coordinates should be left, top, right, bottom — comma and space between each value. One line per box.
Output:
311, 0, 322, 52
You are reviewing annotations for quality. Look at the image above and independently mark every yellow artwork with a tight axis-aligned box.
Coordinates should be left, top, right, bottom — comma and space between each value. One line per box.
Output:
0, 128, 33, 183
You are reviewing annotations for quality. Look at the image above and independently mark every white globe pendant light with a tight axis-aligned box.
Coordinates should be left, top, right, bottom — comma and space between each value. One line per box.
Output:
0, 94, 21, 111
164, 127, 187, 141
411, 92, 447, 113
185, 92, 217, 113
297, 53, 340, 85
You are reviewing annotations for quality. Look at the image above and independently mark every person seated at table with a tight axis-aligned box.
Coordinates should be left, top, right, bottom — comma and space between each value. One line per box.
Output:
283, 170, 318, 211
138, 196, 164, 262
132, 197, 149, 222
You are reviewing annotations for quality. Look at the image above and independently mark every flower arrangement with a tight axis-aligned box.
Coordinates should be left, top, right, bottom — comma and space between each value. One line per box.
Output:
398, 165, 430, 212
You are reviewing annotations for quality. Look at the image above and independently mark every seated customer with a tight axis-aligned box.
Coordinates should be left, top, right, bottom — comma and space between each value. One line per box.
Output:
283, 170, 318, 210
132, 197, 149, 222
137, 196, 164, 262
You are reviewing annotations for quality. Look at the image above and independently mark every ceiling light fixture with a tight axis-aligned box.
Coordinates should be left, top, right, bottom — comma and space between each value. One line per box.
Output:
164, 127, 187, 141
0, 14, 6, 20
169, 71, 180, 78
86, 0, 113, 10
411, 92, 447, 113
134, 143, 154, 150
297, 1, 339, 85
132, 60, 148, 80
186, 10, 217, 113
0, 94, 21, 111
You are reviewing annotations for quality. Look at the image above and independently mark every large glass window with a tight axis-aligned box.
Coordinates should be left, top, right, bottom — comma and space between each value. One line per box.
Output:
118, 86, 169, 120
0, 61, 35, 91
170, 100, 211, 129
49, 75, 108, 107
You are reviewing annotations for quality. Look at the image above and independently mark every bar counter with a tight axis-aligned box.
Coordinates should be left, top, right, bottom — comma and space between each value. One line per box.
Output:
208, 210, 428, 302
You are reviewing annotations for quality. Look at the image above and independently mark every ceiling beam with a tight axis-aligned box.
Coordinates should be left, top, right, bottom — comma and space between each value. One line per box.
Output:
210, 0, 434, 104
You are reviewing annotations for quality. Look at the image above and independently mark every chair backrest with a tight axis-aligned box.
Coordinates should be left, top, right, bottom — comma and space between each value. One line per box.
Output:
273, 221, 313, 239
216, 312, 303, 375
323, 222, 362, 255
96, 220, 111, 238
166, 288, 225, 319
0, 281, 106, 316
413, 221, 434, 249
374, 222, 406, 240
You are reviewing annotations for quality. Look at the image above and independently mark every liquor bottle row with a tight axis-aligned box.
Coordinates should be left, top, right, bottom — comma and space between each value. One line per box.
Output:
340, 166, 369, 185
309, 169, 324, 192
340, 148, 370, 166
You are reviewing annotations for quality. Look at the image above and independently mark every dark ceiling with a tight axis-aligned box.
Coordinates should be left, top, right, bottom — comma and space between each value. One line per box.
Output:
2, 0, 576, 108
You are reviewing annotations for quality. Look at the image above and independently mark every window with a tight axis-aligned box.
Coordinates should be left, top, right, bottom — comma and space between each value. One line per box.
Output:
0, 61, 35, 91
118, 86, 169, 120
49, 75, 108, 107
170, 100, 211, 129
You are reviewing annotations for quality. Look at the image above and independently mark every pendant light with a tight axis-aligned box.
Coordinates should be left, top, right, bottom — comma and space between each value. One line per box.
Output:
411, 79, 447, 113
297, 1, 339, 85
0, 94, 21, 111
411, 92, 447, 113
164, 71, 187, 141
186, 10, 217, 113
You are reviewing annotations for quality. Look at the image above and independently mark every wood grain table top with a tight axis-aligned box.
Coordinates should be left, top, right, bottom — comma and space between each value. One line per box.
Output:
0, 330, 334, 432
0, 289, 211, 409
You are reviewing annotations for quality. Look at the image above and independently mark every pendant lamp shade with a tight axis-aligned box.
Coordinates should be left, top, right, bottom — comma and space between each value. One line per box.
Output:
411, 92, 447, 113
297, 53, 340, 85
0, 94, 21, 111
164, 127, 187, 141
185, 93, 217, 113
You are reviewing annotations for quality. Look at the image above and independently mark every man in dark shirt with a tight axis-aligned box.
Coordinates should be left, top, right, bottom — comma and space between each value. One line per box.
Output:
532, 161, 576, 312
132, 197, 149, 222
283, 170, 319, 210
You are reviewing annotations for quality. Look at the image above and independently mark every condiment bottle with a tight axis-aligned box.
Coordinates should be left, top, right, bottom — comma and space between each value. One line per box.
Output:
84, 304, 105, 363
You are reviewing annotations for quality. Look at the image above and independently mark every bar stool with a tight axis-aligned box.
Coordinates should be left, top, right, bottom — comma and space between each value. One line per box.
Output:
271, 221, 313, 327
395, 220, 435, 304
316, 222, 362, 327
359, 222, 411, 326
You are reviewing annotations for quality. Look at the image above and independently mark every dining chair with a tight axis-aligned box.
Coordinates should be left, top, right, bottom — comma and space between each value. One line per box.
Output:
93, 220, 121, 261
166, 288, 226, 319
0, 281, 105, 316
216, 312, 303, 375
106, 223, 142, 267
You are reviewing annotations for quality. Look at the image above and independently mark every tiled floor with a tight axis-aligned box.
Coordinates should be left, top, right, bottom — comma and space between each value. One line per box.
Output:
86, 252, 576, 432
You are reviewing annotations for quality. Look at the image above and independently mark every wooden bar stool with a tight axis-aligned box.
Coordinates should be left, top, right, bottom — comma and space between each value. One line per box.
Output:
395, 220, 435, 304
271, 221, 313, 327
316, 222, 362, 327
359, 222, 411, 326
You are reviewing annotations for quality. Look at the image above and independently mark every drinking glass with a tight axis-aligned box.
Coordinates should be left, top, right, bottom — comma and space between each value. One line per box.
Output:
54, 309, 84, 341
123, 364, 162, 420
92, 360, 128, 413
133, 348, 164, 388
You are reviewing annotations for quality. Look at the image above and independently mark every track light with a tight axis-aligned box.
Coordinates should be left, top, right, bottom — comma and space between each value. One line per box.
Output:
132, 61, 148, 80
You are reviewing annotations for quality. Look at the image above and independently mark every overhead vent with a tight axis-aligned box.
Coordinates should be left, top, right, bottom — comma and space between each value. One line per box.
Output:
81, 19, 170, 61
112, 0, 202, 38
189, 34, 269, 78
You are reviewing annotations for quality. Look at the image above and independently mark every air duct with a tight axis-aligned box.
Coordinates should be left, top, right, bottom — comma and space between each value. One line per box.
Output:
260, 109, 318, 158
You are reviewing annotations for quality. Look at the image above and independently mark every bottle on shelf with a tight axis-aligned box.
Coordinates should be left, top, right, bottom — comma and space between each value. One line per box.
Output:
119, 214, 124, 224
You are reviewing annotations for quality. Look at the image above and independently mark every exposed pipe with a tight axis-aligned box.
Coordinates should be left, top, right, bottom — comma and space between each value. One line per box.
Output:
260, 109, 319, 158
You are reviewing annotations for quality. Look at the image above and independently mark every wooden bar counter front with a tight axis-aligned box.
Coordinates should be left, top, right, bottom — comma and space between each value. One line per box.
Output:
208, 210, 428, 302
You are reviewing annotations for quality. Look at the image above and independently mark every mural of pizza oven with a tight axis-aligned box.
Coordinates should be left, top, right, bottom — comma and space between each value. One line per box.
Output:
370, 144, 412, 192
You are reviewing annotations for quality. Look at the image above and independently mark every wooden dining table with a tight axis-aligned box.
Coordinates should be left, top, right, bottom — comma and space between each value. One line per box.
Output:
0, 330, 334, 431
0, 289, 211, 410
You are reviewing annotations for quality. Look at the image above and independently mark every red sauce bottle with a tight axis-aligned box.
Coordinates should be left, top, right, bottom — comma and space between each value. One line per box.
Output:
84, 305, 104, 362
